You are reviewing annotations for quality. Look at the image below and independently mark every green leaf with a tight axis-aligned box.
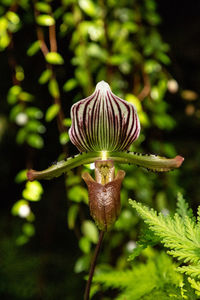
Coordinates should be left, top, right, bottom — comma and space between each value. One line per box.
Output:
0, 32, 10, 51
6, 11, 20, 24
78, 0, 97, 17
36, 15, 55, 26
87, 43, 108, 61
156, 52, 171, 65
26, 133, 44, 149
79, 236, 91, 254
16, 128, 27, 144
7, 85, 22, 105
65, 174, 81, 186
25, 107, 43, 119
16, 235, 29, 246
63, 78, 77, 92
45, 103, 60, 122
11, 199, 29, 216
35, 2, 51, 13
22, 223, 35, 237
0, 17, 8, 32
27, 41, 40, 56
15, 65, 24, 82
81, 220, 98, 244
110, 54, 126, 65
59, 132, 69, 145
75, 67, 90, 87
115, 209, 137, 231
15, 169, 28, 183
38, 69, 52, 85
48, 79, 60, 98
23, 181, 43, 201
54, 7, 64, 19
153, 114, 175, 130
25, 120, 45, 134
9, 104, 23, 121
123, 21, 138, 33
62, 12, 74, 26
74, 255, 90, 273
45, 52, 64, 65
19, 91, 33, 102
144, 59, 161, 74
67, 204, 79, 229
68, 185, 88, 203
63, 118, 72, 127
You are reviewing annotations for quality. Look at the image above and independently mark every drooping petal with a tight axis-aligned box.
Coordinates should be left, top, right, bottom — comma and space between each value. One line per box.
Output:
69, 81, 140, 152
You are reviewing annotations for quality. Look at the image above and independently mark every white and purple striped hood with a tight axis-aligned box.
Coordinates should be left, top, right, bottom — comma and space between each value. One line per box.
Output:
69, 81, 140, 152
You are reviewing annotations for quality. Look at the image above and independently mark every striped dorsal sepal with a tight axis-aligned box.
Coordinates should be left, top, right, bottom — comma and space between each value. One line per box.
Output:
69, 81, 140, 152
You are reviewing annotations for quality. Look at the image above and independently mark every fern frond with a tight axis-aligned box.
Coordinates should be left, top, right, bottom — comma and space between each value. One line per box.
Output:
94, 253, 184, 300
178, 265, 200, 279
93, 269, 135, 289
128, 244, 146, 261
197, 206, 200, 225
188, 277, 200, 296
115, 267, 157, 300
129, 196, 200, 298
176, 193, 194, 219
184, 216, 200, 246
167, 249, 200, 264
128, 228, 159, 261
129, 199, 200, 266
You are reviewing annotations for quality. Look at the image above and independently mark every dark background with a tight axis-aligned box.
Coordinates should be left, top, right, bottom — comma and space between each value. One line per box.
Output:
0, 1, 200, 299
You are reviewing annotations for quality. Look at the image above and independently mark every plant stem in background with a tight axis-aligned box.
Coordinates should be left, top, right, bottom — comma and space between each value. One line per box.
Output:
84, 230, 104, 300
34, 2, 67, 147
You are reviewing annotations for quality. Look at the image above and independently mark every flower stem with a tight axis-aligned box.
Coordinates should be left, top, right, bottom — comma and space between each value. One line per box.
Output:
84, 230, 104, 300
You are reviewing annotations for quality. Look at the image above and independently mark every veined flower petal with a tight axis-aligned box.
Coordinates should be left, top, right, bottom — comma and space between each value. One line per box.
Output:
69, 81, 140, 152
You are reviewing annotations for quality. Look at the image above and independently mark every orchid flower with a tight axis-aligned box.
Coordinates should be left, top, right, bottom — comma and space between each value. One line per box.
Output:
27, 81, 184, 230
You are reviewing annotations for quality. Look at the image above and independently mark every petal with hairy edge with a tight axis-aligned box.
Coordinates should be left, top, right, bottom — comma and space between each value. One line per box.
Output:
27, 152, 184, 181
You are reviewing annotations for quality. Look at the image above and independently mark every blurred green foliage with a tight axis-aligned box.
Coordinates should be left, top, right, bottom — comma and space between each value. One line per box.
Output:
0, 0, 199, 299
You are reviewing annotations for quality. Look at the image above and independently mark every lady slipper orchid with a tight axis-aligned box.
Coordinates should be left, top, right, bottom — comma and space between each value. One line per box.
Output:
27, 81, 184, 230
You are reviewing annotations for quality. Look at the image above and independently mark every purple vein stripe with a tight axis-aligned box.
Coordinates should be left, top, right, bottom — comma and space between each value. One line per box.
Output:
69, 81, 140, 152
